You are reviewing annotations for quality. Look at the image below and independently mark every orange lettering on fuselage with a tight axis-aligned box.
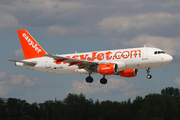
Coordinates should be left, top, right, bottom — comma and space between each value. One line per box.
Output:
114, 51, 121, 59
130, 50, 141, 58
79, 54, 89, 60
87, 52, 98, 61
97, 53, 104, 61
55, 49, 141, 65
105, 51, 112, 60
72, 55, 78, 59
122, 51, 130, 59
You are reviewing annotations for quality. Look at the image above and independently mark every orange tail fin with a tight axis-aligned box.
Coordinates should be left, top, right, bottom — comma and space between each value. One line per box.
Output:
17, 29, 47, 59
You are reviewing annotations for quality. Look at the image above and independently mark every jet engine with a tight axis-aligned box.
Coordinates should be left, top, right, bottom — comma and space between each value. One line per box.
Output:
98, 63, 118, 75
119, 69, 138, 77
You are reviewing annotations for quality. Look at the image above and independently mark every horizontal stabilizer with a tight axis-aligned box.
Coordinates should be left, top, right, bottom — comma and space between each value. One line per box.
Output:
8, 59, 37, 65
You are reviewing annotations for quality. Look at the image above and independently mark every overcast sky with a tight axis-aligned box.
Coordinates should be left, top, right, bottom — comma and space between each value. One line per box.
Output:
0, 0, 180, 103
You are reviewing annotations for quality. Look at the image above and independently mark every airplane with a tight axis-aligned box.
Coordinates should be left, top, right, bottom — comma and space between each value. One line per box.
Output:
8, 29, 173, 84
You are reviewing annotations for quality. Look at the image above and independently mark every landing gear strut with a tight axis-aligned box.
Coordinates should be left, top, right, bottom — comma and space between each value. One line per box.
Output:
146, 68, 152, 79
85, 69, 94, 83
100, 75, 107, 84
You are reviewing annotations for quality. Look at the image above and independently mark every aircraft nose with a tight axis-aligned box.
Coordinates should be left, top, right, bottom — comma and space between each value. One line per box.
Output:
166, 54, 173, 63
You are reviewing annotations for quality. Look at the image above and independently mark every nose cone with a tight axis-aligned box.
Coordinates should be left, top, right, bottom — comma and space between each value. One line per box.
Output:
165, 54, 173, 64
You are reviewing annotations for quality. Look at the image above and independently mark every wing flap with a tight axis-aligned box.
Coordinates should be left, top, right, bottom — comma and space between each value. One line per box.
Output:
44, 54, 109, 72
44, 54, 104, 71
44, 54, 99, 65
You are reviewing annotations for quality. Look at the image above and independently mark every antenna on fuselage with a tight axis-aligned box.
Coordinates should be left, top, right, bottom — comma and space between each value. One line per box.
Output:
144, 45, 146, 48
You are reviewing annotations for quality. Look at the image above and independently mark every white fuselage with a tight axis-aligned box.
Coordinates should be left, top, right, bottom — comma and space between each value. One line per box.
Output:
16, 47, 173, 74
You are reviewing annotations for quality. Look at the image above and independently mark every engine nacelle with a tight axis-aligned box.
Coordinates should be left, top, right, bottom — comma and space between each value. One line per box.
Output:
98, 63, 118, 75
119, 69, 138, 78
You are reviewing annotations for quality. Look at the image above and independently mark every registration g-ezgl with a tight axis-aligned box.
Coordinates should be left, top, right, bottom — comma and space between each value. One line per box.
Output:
8, 29, 173, 84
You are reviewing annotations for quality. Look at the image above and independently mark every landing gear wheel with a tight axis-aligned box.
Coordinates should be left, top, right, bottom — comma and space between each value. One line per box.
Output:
146, 68, 152, 79
86, 76, 93, 83
100, 78, 107, 84
147, 75, 152, 79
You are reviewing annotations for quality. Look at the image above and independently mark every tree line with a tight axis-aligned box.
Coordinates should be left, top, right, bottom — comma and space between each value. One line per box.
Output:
0, 87, 180, 120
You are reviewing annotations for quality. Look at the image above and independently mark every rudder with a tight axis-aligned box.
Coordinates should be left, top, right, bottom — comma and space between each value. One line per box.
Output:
17, 29, 47, 59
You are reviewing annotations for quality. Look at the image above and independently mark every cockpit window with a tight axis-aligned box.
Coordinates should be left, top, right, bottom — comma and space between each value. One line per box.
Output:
154, 51, 165, 55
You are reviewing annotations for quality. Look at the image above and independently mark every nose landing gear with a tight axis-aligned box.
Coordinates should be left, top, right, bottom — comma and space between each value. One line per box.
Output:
146, 68, 152, 79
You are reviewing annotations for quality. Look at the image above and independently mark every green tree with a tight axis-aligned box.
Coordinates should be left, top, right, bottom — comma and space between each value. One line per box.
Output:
0, 87, 180, 120
5, 98, 29, 120
28, 102, 41, 120
138, 94, 166, 120
63, 93, 90, 120
137, 93, 180, 120
161, 87, 180, 102
132, 96, 144, 120
40, 117, 48, 120
151, 117, 163, 120
20, 115, 35, 120
51, 99, 65, 120
38, 100, 55, 119
162, 94, 180, 120
0, 98, 6, 120
98, 100, 130, 120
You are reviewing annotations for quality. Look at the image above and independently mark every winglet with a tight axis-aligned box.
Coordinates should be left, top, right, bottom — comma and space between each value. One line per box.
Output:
17, 29, 47, 59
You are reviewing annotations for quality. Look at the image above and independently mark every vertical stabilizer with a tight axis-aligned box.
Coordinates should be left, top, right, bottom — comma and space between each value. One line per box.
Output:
17, 29, 47, 59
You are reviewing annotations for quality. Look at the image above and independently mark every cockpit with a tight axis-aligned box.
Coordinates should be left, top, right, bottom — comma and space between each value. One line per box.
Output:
154, 51, 165, 55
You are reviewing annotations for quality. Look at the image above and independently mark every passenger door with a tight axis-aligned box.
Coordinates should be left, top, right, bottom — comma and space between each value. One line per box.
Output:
142, 49, 148, 60
45, 58, 51, 68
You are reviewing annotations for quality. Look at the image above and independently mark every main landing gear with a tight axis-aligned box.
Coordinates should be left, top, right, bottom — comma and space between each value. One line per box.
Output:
85, 75, 107, 84
100, 75, 107, 84
146, 68, 152, 79
85, 76, 93, 83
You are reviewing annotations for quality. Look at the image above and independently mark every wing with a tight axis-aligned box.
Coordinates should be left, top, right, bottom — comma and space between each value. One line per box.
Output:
8, 59, 37, 66
44, 54, 106, 71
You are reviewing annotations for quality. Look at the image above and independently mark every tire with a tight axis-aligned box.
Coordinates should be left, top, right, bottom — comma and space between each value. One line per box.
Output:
147, 75, 152, 79
100, 78, 107, 84
86, 76, 93, 83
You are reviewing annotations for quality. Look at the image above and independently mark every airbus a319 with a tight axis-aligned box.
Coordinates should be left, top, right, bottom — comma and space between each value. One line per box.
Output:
8, 29, 173, 84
